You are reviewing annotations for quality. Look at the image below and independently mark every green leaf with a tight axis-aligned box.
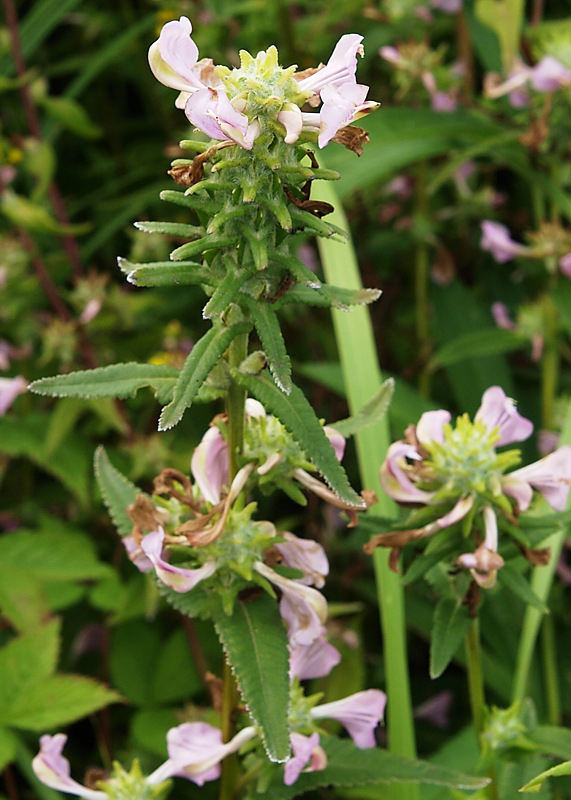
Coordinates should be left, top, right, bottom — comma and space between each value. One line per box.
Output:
519, 759, 571, 793
0, 727, 17, 772
0, 528, 109, 581
333, 379, 394, 438
528, 726, 571, 761
430, 597, 471, 679
134, 221, 203, 237
30, 363, 179, 405
242, 298, 292, 393
158, 320, 251, 430
475, 0, 524, 72
266, 736, 490, 798
233, 371, 364, 508
0, 190, 89, 235
0, 620, 60, 713
118, 258, 214, 288
497, 563, 547, 612
213, 593, 291, 763
94, 446, 141, 538
276, 284, 382, 310
203, 269, 250, 319
0, 568, 48, 632
2, 675, 120, 731
428, 328, 524, 371
38, 95, 101, 138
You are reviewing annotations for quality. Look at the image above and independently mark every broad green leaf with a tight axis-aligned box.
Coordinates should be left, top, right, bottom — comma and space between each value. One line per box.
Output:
0, 620, 60, 713
242, 298, 292, 393
213, 593, 291, 763
428, 328, 524, 371
0, 568, 48, 632
234, 371, 364, 508
2, 675, 120, 731
30, 363, 179, 404
528, 726, 571, 761
266, 737, 490, 798
159, 321, 252, 430
519, 759, 571, 793
0, 529, 109, 581
430, 597, 471, 679
475, 0, 524, 72
497, 563, 547, 612
333, 379, 394, 438
118, 258, 214, 288
94, 446, 141, 538
0, 727, 17, 772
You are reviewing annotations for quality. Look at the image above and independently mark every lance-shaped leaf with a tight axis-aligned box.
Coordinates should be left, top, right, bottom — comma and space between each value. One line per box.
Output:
333, 379, 394, 438
275, 283, 382, 310
170, 234, 234, 261
159, 320, 252, 431
203, 268, 251, 320
241, 297, 292, 394
233, 371, 364, 508
430, 596, 471, 679
213, 593, 291, 763
94, 446, 140, 537
118, 258, 214, 288
266, 736, 490, 798
134, 220, 204, 237
29, 363, 178, 405
160, 189, 218, 215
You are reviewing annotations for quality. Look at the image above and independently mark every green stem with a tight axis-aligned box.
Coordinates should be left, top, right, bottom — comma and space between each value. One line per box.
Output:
317, 179, 418, 800
465, 618, 485, 737
415, 161, 431, 398
541, 613, 561, 724
219, 332, 249, 800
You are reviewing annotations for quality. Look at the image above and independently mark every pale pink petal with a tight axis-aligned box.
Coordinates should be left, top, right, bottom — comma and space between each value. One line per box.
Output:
185, 88, 229, 141
141, 528, 217, 592
502, 475, 533, 512
275, 532, 329, 588
475, 386, 533, 446
559, 252, 571, 278
530, 56, 571, 92
284, 733, 326, 785
318, 82, 369, 147
191, 425, 229, 505
277, 103, 303, 144
324, 425, 346, 461
298, 34, 364, 94
380, 441, 433, 504
416, 409, 451, 447
480, 220, 527, 263
491, 302, 515, 330
509, 446, 571, 511
379, 46, 401, 66
123, 535, 154, 572
0, 376, 27, 415
289, 637, 341, 680
148, 17, 204, 93
32, 735, 105, 800
311, 689, 386, 749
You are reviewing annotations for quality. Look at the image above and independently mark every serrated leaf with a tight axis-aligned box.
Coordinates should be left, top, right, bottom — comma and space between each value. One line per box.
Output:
333, 379, 394, 438
213, 593, 291, 763
233, 371, 364, 508
30, 363, 179, 404
159, 321, 251, 430
1, 674, 120, 731
497, 563, 547, 612
134, 220, 203, 237
94, 446, 141, 537
241, 298, 292, 393
275, 284, 382, 310
266, 736, 490, 798
203, 269, 250, 319
430, 596, 471, 679
118, 258, 214, 288
0, 620, 60, 713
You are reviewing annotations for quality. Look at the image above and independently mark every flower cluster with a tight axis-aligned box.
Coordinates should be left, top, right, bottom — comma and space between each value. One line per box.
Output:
485, 55, 571, 107
367, 387, 571, 588
480, 219, 571, 277
149, 17, 378, 150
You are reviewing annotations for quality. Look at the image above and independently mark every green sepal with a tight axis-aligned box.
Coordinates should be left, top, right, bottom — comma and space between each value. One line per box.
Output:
94, 446, 141, 537
275, 283, 382, 310
241, 298, 292, 393
213, 593, 291, 763
203, 268, 251, 319
159, 319, 252, 430
289, 206, 347, 239
118, 258, 215, 288
30, 363, 179, 405
243, 227, 269, 270
133, 220, 203, 237
233, 370, 365, 508
159, 189, 218, 215
333, 379, 394, 438
257, 194, 293, 230
170, 234, 234, 261
429, 595, 472, 679
265, 736, 491, 798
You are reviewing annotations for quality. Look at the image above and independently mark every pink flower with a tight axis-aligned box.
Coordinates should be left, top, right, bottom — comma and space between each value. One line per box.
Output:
191, 425, 229, 504
474, 386, 533, 446
284, 733, 327, 785
491, 302, 515, 330
431, 0, 462, 11
310, 689, 386, 749
0, 375, 27, 415
480, 220, 527, 263
529, 56, 571, 92
289, 637, 341, 680
508, 446, 571, 512
380, 441, 435, 504
33, 735, 106, 800
559, 252, 571, 278
457, 505, 504, 588
149, 723, 256, 786
274, 532, 329, 588
140, 527, 217, 592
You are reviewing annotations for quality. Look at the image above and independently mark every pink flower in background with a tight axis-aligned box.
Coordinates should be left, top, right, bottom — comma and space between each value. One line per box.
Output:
529, 56, 571, 92
310, 689, 387, 749
475, 385, 534, 446
33, 735, 106, 800
289, 636, 341, 680
480, 220, 527, 263
0, 376, 27, 415
507, 447, 571, 512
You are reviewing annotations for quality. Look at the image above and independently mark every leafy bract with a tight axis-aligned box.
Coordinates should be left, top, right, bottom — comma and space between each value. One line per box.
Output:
30, 362, 179, 404
94, 446, 141, 537
233, 371, 364, 508
214, 593, 291, 764
430, 596, 472, 679
241, 297, 292, 393
333, 379, 394, 438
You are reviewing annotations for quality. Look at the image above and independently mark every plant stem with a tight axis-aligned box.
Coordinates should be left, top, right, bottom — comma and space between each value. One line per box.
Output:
541, 614, 561, 725
465, 618, 485, 737
415, 162, 431, 398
